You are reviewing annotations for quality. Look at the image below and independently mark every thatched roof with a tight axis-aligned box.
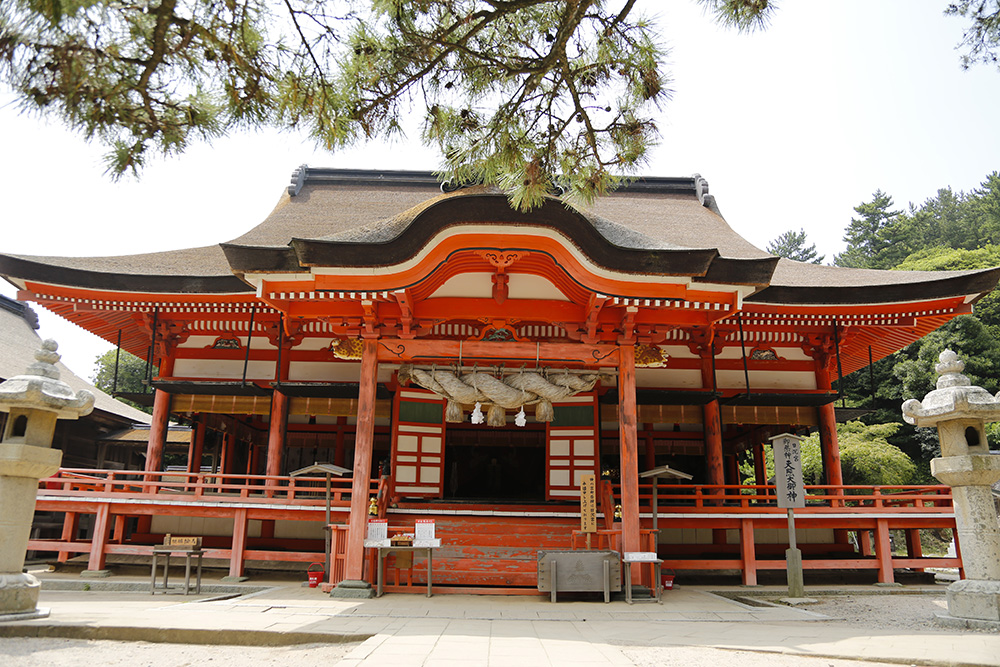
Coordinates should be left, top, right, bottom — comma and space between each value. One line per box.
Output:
2, 167, 998, 305
0, 296, 150, 424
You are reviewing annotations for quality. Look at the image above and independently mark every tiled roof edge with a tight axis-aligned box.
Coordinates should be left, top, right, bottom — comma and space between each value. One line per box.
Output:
286, 166, 707, 200
0, 294, 39, 330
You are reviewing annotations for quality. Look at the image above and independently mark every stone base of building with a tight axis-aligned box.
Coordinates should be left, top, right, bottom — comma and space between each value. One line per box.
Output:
329, 579, 373, 599
945, 578, 1000, 623
935, 612, 1000, 631
0, 607, 50, 622
0, 572, 41, 615
80, 569, 111, 578
220, 575, 250, 583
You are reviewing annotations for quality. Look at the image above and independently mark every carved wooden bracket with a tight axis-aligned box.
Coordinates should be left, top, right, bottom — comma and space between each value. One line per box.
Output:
476, 250, 530, 304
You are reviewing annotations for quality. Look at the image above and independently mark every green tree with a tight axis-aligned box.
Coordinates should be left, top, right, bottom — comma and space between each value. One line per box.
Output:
947, 0, 1000, 71
966, 171, 1000, 244
800, 422, 916, 487
834, 190, 903, 269
92, 349, 155, 414
766, 228, 824, 264
2, 0, 754, 211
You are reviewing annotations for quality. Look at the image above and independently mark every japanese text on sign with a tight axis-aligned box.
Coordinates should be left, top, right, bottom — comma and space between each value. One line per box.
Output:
580, 474, 597, 533
770, 434, 805, 509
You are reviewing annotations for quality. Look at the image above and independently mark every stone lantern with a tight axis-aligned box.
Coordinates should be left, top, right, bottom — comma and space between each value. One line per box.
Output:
902, 349, 1000, 627
0, 339, 94, 620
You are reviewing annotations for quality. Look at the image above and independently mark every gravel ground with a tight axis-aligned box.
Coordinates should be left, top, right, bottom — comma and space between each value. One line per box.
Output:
788, 592, 953, 631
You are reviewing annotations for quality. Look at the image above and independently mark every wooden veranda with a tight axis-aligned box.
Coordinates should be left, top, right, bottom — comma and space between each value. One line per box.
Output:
32, 468, 962, 594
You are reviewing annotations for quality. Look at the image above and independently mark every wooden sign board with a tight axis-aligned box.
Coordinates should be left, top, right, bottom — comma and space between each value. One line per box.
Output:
367, 519, 388, 540
165, 536, 201, 548
623, 552, 659, 562
415, 519, 435, 541
580, 473, 597, 533
770, 433, 805, 509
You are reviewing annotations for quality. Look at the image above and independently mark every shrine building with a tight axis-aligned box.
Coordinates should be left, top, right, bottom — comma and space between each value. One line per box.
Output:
2, 168, 997, 594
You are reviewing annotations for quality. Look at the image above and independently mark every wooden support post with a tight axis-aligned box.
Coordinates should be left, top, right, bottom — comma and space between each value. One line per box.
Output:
859, 529, 873, 556
699, 348, 725, 499
713, 529, 727, 545
753, 440, 767, 494
188, 418, 206, 476
740, 518, 757, 586
906, 528, 924, 572
340, 339, 379, 592
136, 516, 152, 535
222, 432, 236, 477
260, 520, 275, 540
85, 503, 112, 574
334, 417, 347, 467
815, 361, 844, 490
725, 453, 739, 488
58, 512, 78, 562
144, 389, 171, 483
875, 518, 894, 584
227, 507, 249, 581
703, 400, 725, 495
643, 423, 656, 471
111, 515, 126, 544
265, 391, 289, 494
618, 343, 640, 559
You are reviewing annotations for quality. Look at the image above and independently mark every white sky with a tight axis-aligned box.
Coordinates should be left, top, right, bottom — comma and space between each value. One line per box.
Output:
1, 1, 998, 380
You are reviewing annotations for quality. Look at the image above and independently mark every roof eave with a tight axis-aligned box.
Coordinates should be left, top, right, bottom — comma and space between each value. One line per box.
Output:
0, 253, 252, 294
747, 267, 1000, 305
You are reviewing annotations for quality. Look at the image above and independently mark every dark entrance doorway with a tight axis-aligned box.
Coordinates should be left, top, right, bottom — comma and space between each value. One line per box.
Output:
444, 426, 545, 501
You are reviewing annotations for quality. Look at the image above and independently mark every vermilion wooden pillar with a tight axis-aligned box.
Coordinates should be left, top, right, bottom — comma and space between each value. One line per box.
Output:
266, 391, 289, 483
643, 423, 656, 471
815, 361, 844, 488
334, 416, 347, 467
753, 440, 767, 490
701, 356, 725, 491
145, 391, 171, 475
145, 356, 174, 487
618, 344, 640, 556
337, 339, 379, 594
266, 340, 292, 485
188, 418, 206, 476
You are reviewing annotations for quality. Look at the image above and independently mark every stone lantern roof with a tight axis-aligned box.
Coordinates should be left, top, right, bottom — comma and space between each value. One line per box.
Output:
901, 349, 1000, 428
0, 339, 94, 419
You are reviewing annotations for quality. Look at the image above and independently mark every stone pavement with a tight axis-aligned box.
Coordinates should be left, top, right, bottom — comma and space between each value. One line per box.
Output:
1, 572, 998, 667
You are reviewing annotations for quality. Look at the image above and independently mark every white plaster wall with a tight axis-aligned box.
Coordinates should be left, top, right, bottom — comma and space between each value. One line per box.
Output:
507, 274, 570, 301
715, 369, 816, 391
428, 273, 492, 298
288, 361, 394, 383
635, 368, 702, 388
173, 359, 276, 380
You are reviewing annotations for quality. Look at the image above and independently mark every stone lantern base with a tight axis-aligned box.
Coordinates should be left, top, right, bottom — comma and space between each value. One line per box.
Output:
0, 572, 48, 621
936, 579, 1000, 630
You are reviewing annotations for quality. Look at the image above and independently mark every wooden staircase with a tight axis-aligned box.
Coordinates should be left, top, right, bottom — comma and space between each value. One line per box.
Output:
379, 514, 579, 593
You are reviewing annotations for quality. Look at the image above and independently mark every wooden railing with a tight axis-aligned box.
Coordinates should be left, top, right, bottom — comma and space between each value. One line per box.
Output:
618, 482, 954, 512
39, 468, 378, 505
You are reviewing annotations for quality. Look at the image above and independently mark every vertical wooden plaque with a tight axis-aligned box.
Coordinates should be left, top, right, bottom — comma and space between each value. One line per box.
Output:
580, 473, 597, 533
